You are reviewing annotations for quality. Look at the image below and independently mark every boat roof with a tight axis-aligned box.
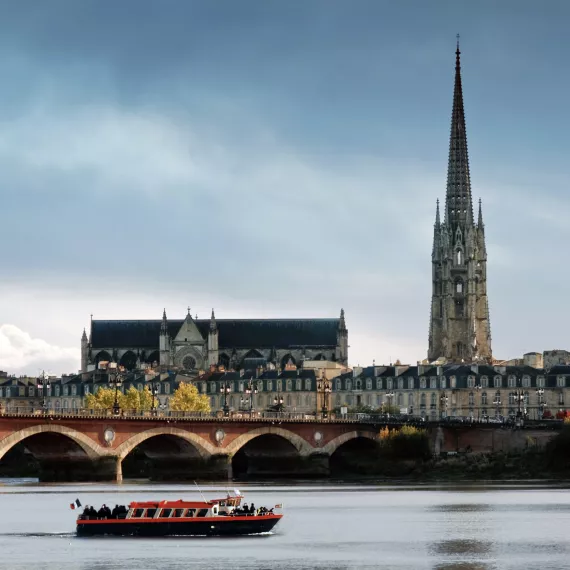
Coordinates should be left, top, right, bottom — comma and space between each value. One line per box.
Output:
129, 499, 212, 509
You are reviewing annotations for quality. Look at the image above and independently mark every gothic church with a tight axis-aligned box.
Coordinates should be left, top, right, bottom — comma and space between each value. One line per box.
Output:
428, 42, 492, 363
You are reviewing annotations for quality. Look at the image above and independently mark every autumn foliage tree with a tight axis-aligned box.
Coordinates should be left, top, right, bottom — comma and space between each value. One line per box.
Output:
85, 386, 154, 412
170, 382, 211, 412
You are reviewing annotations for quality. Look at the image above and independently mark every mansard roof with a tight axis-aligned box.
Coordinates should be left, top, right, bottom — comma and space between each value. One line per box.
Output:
91, 318, 339, 349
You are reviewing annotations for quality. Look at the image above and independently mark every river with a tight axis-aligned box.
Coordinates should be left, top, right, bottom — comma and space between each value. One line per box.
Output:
0, 480, 568, 569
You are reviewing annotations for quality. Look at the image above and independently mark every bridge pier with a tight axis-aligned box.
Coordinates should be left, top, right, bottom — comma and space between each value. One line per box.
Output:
92, 455, 123, 482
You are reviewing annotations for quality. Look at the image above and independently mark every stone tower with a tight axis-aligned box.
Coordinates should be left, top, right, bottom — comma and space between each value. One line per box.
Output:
428, 41, 492, 363
159, 308, 171, 366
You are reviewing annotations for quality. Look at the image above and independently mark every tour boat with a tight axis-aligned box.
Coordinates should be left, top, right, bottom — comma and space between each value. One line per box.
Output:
75, 491, 283, 537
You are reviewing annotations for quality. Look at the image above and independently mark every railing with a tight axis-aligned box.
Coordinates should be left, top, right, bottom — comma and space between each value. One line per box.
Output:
0, 407, 563, 428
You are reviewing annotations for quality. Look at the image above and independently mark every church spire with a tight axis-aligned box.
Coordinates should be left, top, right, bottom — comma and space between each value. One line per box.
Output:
444, 35, 473, 231
161, 308, 168, 335
435, 198, 441, 226
477, 198, 484, 228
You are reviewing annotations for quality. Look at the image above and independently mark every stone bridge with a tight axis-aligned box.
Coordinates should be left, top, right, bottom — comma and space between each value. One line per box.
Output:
0, 414, 560, 481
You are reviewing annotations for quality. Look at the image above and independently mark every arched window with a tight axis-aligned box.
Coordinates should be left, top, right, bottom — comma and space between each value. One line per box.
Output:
296, 379, 302, 391
346, 379, 352, 391
494, 376, 502, 388
286, 379, 292, 391
366, 379, 372, 390
355, 379, 362, 390
456, 280, 463, 294
430, 393, 436, 407
397, 393, 403, 406
481, 392, 487, 405
456, 250, 462, 265
335, 379, 342, 391
398, 378, 404, 390
481, 376, 489, 388
468, 392, 474, 405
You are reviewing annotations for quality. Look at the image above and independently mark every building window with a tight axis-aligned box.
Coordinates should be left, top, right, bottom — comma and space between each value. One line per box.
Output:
481, 392, 487, 405
305, 379, 311, 391
537, 376, 545, 388
467, 376, 475, 388
387, 379, 393, 390
408, 393, 414, 407
508, 376, 516, 388
71, 385, 77, 396
84, 385, 90, 395
430, 377, 437, 389
398, 378, 404, 390
557, 376, 566, 388
5, 387, 10, 398
355, 379, 362, 390
420, 394, 426, 408
266, 380, 273, 392
450, 376, 457, 389
522, 376, 530, 388
397, 393, 403, 406
28, 387, 34, 397
509, 392, 515, 405
137, 383, 143, 391
440, 378, 446, 389
165, 384, 170, 395
364, 378, 370, 390
19, 387, 25, 396
377, 394, 383, 406
286, 379, 292, 391
377, 379, 383, 390
295, 379, 301, 391
335, 379, 341, 391
559, 393, 564, 405
430, 393, 436, 408
481, 376, 489, 388
55, 385, 60, 397
420, 377, 427, 389
468, 392, 474, 406
408, 378, 414, 390
346, 379, 352, 391
494, 376, 502, 388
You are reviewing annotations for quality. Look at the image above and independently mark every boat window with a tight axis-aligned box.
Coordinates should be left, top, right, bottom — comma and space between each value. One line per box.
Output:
219, 501, 226, 507
186, 509, 196, 517
197, 509, 209, 518
174, 509, 185, 518
133, 509, 145, 518
146, 508, 157, 518
162, 509, 172, 518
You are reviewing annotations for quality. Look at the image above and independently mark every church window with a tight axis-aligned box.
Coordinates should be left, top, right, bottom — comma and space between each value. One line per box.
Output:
286, 379, 292, 392
420, 377, 426, 389
522, 376, 530, 388
537, 376, 545, 388
366, 379, 372, 390
467, 376, 475, 388
508, 375, 516, 388
456, 250, 462, 265
387, 379, 393, 390
456, 281, 463, 294
468, 392, 474, 406
398, 378, 404, 390
557, 376, 566, 388
455, 301, 464, 318
494, 376, 502, 388
440, 378, 446, 389
430, 377, 437, 389
481, 376, 489, 388
182, 356, 196, 370
408, 378, 415, 390
305, 379, 311, 391
296, 379, 302, 391
482, 392, 488, 405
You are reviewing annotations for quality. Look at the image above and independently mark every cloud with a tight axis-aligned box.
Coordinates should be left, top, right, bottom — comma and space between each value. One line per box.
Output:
0, 324, 79, 376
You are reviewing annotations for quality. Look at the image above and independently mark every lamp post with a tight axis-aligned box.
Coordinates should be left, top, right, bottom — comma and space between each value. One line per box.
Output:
513, 388, 525, 420
151, 383, 160, 415
318, 379, 332, 419
241, 379, 258, 414
474, 384, 482, 419
493, 396, 502, 421
385, 391, 394, 419
220, 380, 231, 417
536, 388, 545, 420
273, 393, 284, 413
108, 364, 123, 415
440, 392, 449, 419
37, 371, 51, 413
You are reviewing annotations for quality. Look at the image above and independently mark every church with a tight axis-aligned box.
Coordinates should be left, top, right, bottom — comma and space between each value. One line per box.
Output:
80, 309, 348, 372
428, 41, 492, 364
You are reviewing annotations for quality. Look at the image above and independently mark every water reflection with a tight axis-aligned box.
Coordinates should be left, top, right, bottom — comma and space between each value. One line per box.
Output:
431, 503, 492, 513
433, 564, 496, 570
431, 539, 493, 556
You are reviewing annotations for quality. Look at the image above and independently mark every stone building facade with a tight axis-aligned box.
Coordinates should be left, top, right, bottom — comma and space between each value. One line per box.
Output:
81, 309, 348, 373
428, 42, 492, 363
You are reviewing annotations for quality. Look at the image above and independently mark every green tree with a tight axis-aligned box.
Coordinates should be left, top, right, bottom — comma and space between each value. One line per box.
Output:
170, 382, 211, 412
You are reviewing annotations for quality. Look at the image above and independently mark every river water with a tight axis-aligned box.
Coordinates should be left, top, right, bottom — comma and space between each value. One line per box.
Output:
0, 480, 568, 569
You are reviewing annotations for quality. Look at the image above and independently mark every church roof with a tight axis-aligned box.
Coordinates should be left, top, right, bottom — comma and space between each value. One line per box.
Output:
91, 318, 339, 349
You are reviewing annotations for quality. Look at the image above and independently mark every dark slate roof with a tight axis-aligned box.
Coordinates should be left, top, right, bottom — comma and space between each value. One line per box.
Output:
91, 318, 339, 349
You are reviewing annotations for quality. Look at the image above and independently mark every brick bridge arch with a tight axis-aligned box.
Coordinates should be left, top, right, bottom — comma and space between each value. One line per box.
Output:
320, 430, 378, 456
0, 424, 105, 461
115, 426, 219, 460
225, 426, 314, 457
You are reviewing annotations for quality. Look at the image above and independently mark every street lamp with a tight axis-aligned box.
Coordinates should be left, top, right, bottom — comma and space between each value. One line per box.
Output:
220, 380, 231, 417
493, 396, 502, 420
37, 371, 51, 413
536, 388, 545, 419
151, 382, 160, 415
108, 363, 124, 415
317, 379, 332, 419
513, 389, 525, 420
273, 393, 284, 413
241, 379, 258, 414
440, 392, 449, 419
385, 391, 394, 419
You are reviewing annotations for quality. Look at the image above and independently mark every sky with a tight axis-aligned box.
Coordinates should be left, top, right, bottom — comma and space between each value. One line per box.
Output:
1, 0, 570, 376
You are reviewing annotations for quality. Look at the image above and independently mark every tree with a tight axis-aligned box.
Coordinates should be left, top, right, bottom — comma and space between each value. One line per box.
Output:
85, 387, 120, 410
122, 386, 153, 412
170, 382, 211, 412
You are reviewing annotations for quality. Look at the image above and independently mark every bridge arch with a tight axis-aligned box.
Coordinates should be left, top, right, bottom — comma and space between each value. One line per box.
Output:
115, 427, 218, 461
226, 426, 313, 457
0, 424, 105, 461
321, 430, 377, 456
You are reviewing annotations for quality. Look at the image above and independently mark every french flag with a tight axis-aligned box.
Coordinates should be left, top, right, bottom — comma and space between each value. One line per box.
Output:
69, 499, 82, 510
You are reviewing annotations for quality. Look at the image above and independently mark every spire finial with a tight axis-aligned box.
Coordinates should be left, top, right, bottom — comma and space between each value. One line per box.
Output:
478, 198, 484, 227
162, 308, 167, 320
435, 199, 441, 226
187, 306, 191, 317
